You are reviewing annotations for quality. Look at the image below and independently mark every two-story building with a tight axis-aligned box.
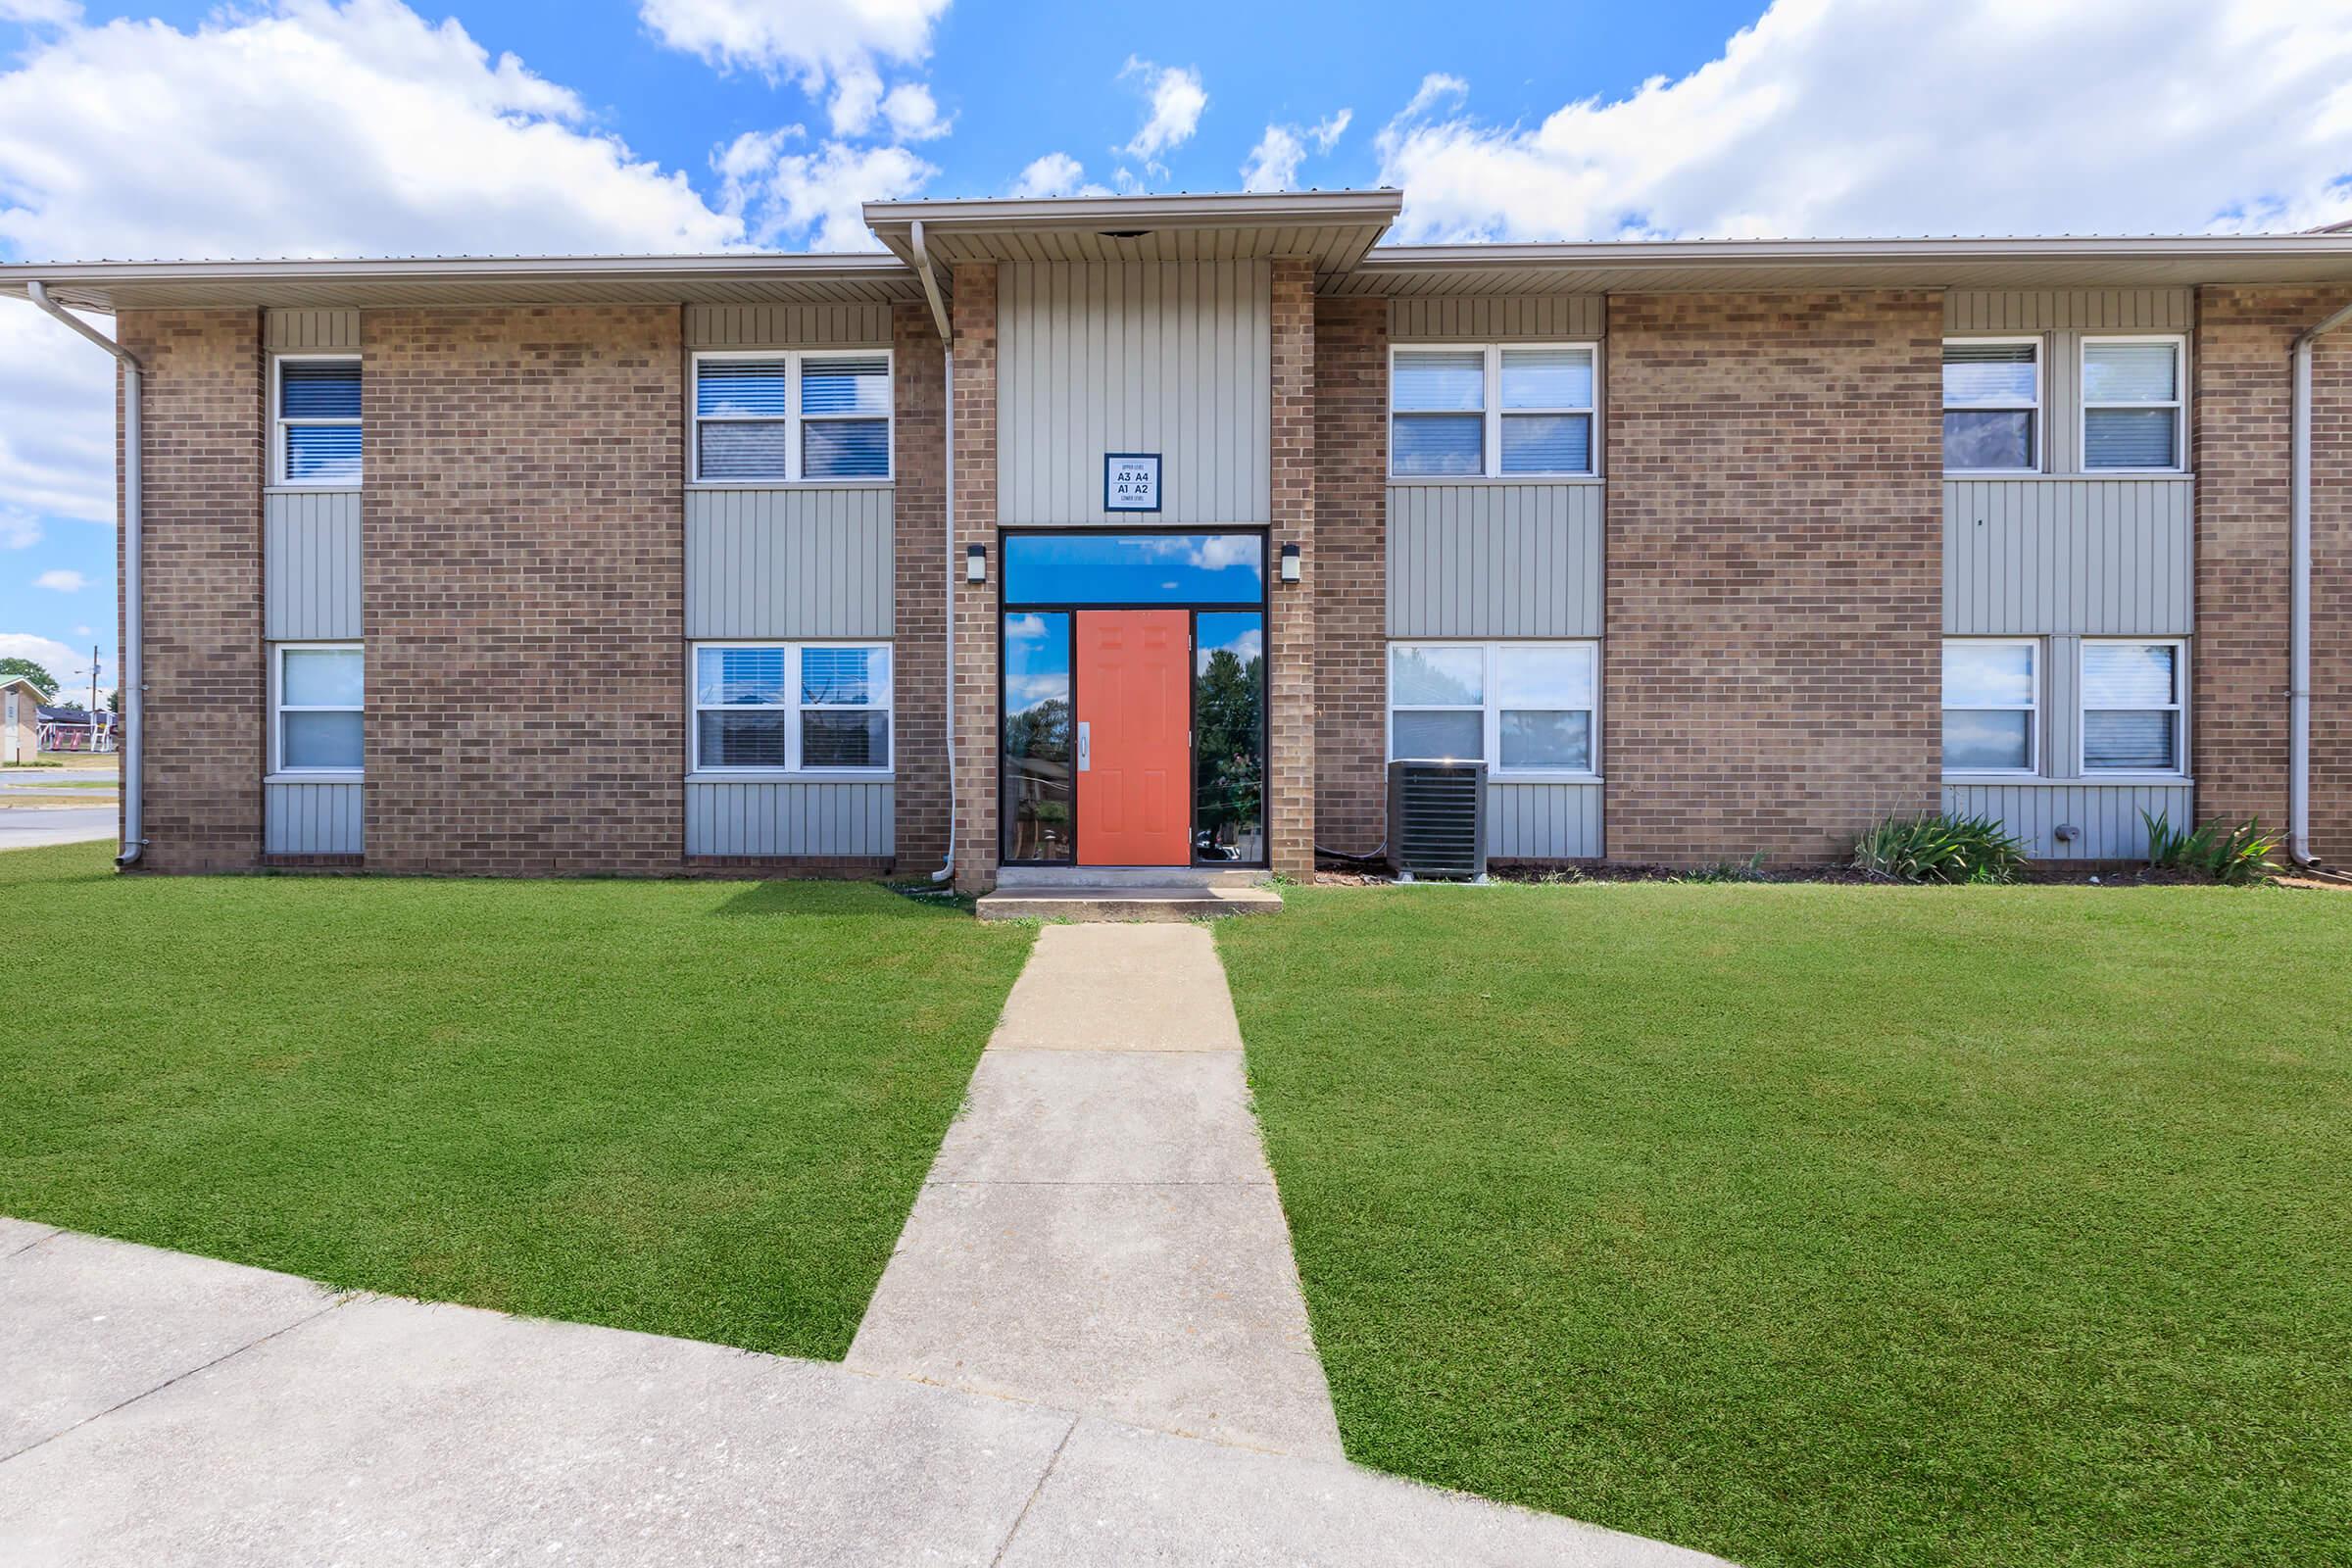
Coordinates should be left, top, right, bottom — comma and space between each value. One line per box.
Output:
6, 189, 2347, 889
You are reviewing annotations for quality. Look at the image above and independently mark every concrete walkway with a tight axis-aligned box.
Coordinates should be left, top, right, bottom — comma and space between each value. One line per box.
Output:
0, 806, 115, 850
0, 1219, 1729, 1565
847, 923, 1343, 1458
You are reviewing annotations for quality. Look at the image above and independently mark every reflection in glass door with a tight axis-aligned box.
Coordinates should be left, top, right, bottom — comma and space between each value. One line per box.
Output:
1003, 612, 1073, 862
1192, 612, 1264, 862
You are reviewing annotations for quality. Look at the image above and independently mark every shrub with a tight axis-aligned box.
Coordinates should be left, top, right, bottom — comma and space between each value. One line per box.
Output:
1853, 812, 2029, 885
2140, 811, 2282, 885
1679, 853, 1769, 884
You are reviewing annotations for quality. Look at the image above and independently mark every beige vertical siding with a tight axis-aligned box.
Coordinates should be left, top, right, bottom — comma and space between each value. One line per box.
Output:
265, 780, 363, 855
1941, 782, 2193, 859
265, 490, 363, 640
1488, 781, 1604, 858
685, 780, 895, 856
997, 260, 1270, 524
1389, 296, 1606, 340
1942, 478, 2194, 636
684, 486, 895, 639
265, 309, 361, 351
1943, 289, 2194, 333
685, 304, 892, 348
1387, 483, 1604, 637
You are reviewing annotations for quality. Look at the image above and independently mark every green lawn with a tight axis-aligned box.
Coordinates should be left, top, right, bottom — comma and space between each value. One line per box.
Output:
1217, 883, 2352, 1568
0, 842, 1031, 1359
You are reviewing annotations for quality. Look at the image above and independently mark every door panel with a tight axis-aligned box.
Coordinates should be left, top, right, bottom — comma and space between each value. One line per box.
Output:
1076, 610, 1191, 866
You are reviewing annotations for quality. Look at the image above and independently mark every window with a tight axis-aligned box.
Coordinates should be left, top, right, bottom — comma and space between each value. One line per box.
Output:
1942, 339, 2039, 472
274, 357, 361, 486
692, 643, 891, 772
2082, 337, 2183, 471
1391, 345, 1597, 478
1389, 641, 1598, 775
692, 352, 891, 483
1942, 640, 2038, 774
2082, 640, 2185, 774
273, 643, 363, 774
1002, 532, 1263, 606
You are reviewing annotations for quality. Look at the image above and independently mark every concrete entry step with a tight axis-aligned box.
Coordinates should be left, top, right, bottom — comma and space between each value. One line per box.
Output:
974, 884, 1282, 922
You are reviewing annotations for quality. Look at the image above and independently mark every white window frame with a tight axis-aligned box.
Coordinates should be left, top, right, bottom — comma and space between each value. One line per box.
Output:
2079, 334, 2186, 475
1386, 639, 1602, 781
688, 640, 894, 776
1940, 336, 2042, 476
271, 353, 362, 490
1940, 637, 2041, 779
2079, 637, 2189, 778
689, 350, 894, 485
1388, 343, 1601, 481
270, 640, 363, 779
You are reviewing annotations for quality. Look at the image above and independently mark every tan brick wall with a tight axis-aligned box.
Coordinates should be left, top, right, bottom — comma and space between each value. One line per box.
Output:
1268, 259, 1318, 877
1311, 295, 1388, 858
892, 302, 951, 873
948, 266, 1002, 893
362, 306, 683, 875
1604, 291, 1943, 865
118, 309, 266, 872
2194, 285, 2352, 859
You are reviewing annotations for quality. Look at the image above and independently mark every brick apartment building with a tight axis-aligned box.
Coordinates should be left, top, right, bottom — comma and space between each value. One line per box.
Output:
5, 189, 2348, 889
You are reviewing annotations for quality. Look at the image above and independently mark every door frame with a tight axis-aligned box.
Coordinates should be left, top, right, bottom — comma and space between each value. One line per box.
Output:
997, 527, 1271, 870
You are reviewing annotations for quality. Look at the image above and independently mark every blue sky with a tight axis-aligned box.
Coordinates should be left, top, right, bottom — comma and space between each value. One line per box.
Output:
3, 0, 2350, 698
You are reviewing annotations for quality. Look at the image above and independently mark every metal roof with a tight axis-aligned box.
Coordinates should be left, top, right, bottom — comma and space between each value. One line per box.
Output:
6, 193, 2352, 314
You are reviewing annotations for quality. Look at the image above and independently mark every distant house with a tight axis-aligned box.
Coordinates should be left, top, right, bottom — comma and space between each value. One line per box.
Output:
1, 677, 39, 762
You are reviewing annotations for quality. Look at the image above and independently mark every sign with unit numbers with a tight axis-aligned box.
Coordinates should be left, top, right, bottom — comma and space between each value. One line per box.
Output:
1104, 453, 1162, 513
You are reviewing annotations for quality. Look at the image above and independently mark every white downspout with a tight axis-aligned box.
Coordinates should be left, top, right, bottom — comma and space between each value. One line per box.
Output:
910, 220, 957, 885
26, 281, 143, 867
2290, 299, 2352, 869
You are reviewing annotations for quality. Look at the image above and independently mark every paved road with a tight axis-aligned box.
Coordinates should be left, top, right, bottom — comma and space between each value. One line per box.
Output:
0, 807, 116, 851
0, 1220, 1730, 1566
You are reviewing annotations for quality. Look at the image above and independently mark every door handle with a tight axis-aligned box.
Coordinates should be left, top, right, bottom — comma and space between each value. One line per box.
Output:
1077, 721, 1091, 772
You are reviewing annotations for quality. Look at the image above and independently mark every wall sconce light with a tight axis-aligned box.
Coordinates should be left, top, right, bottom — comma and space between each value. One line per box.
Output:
1279, 542, 1301, 583
966, 544, 988, 584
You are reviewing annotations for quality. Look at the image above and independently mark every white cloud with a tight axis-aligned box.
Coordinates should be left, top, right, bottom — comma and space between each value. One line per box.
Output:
0, 631, 82, 676
1240, 111, 1348, 194
0, 310, 115, 525
0, 1, 80, 24
33, 568, 85, 591
1378, 0, 2352, 243
1009, 152, 1110, 200
1119, 57, 1205, 164
72, 623, 90, 636
880, 81, 950, 141
0, 509, 42, 550
1005, 613, 1049, 641
827, 60, 884, 135
0, 1, 743, 264
715, 129, 933, 250
639, 0, 950, 86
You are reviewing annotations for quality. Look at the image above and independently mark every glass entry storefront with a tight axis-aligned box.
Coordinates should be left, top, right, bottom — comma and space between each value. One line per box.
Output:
1001, 532, 1267, 868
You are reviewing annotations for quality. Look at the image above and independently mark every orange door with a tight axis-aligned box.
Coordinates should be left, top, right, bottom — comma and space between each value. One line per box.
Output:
1077, 610, 1192, 866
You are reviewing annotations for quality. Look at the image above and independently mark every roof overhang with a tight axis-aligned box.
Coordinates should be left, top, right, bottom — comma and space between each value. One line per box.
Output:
1330, 234, 2352, 297
0, 253, 920, 315
864, 189, 1405, 276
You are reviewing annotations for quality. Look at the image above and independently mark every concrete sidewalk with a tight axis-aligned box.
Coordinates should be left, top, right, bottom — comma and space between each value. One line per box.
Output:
0, 1220, 1730, 1565
846, 923, 1344, 1458
0, 807, 116, 850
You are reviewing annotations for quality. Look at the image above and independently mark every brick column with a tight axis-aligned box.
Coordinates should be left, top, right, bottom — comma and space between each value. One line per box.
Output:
949, 266, 1001, 894
117, 309, 267, 873
1268, 259, 1318, 878
892, 301, 951, 872
1604, 291, 1943, 865
363, 306, 683, 875
1311, 295, 1388, 859
2194, 285, 2352, 857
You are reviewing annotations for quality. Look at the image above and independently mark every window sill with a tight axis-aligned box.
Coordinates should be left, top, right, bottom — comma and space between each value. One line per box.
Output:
685, 771, 895, 785
1943, 471, 2194, 481
685, 479, 894, 491
266, 772, 363, 785
1386, 474, 1603, 487
265, 484, 362, 496
1943, 774, 2193, 787
1490, 771, 1604, 786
